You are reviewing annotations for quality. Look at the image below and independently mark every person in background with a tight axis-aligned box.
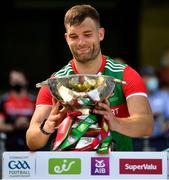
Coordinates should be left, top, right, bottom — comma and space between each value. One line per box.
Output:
133, 66, 169, 151
26, 4, 153, 152
159, 50, 169, 92
0, 69, 35, 151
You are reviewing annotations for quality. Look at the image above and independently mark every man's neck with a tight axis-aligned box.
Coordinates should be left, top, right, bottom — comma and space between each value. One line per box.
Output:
73, 54, 103, 74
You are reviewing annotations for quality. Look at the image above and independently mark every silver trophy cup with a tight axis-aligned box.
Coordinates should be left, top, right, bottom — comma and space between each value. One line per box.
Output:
36, 74, 126, 150
36, 74, 126, 111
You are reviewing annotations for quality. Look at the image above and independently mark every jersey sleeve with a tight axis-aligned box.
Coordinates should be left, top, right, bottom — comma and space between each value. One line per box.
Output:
122, 66, 147, 99
36, 86, 53, 106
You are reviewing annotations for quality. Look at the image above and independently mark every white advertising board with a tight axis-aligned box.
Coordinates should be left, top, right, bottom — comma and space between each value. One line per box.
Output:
2, 151, 168, 180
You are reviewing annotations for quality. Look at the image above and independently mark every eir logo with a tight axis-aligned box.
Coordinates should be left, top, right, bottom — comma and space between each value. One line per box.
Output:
120, 159, 162, 174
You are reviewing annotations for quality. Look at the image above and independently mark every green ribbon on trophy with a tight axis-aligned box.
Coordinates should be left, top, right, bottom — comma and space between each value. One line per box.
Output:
52, 112, 113, 154
36, 74, 126, 154
55, 114, 98, 150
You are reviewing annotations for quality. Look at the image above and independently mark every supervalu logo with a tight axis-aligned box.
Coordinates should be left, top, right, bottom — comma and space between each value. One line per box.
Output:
48, 158, 81, 174
120, 159, 162, 174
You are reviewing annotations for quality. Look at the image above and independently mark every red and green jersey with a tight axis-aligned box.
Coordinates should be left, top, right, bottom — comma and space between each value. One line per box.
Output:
36, 55, 147, 151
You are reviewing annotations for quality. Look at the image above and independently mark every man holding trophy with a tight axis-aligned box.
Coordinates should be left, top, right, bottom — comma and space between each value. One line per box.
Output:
26, 4, 153, 153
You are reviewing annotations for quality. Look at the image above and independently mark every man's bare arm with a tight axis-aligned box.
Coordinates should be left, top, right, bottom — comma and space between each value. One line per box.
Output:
26, 105, 52, 150
26, 101, 67, 150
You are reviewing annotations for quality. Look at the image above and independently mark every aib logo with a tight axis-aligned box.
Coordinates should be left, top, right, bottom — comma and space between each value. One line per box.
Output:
91, 157, 109, 175
8, 160, 30, 170
49, 158, 81, 174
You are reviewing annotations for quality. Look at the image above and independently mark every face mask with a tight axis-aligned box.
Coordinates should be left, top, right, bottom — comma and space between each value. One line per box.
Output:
146, 77, 159, 92
10, 84, 26, 93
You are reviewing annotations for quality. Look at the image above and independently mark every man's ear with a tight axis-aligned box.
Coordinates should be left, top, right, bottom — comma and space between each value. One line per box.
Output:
64, 33, 68, 42
99, 27, 105, 41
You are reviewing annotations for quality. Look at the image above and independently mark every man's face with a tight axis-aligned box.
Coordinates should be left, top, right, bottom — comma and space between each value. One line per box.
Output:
9, 71, 27, 86
65, 17, 104, 63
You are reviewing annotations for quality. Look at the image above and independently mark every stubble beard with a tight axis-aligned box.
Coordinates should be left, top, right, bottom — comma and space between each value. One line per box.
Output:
72, 45, 101, 64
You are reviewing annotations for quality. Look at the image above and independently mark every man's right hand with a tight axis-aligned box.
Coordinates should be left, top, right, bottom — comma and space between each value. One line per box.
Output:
42, 99, 68, 134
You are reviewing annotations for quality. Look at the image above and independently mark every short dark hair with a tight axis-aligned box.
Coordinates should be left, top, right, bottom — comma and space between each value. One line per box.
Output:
64, 4, 100, 28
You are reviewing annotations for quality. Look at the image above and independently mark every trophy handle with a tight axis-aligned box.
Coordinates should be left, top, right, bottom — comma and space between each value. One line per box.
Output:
112, 78, 127, 85
36, 79, 49, 88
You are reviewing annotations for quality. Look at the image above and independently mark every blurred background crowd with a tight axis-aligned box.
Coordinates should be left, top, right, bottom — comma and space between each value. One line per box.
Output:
1, 0, 169, 177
